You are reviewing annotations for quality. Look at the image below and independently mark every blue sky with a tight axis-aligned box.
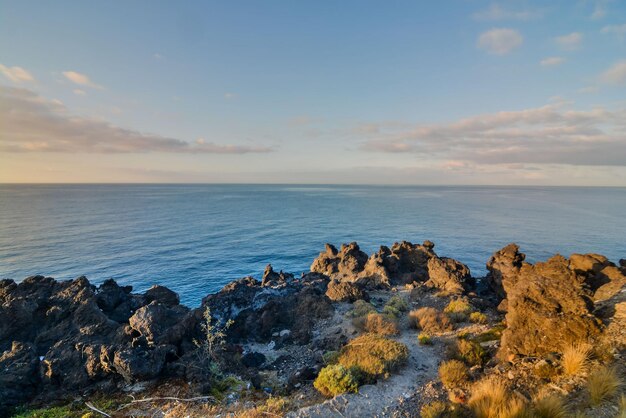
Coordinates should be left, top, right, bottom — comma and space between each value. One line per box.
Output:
1, 0, 626, 184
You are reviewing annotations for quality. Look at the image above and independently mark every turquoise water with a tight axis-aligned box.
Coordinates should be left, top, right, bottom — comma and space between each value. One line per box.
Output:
1, 184, 624, 306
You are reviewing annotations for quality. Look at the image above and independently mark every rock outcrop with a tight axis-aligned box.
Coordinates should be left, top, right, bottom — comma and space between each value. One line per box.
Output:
310, 240, 472, 292
496, 252, 605, 360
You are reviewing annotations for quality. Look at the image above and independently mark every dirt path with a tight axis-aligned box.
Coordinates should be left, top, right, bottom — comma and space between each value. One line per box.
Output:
287, 330, 440, 418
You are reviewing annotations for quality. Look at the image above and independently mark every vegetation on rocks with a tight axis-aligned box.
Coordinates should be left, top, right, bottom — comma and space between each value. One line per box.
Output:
409, 307, 454, 333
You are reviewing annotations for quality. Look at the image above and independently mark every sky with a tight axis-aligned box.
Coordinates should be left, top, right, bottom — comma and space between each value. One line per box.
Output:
1, 0, 626, 185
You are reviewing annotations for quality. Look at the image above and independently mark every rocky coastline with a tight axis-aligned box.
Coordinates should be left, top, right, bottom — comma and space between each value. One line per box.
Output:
1, 241, 625, 417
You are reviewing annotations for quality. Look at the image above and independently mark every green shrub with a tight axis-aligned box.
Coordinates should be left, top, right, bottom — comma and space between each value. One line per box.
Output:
338, 334, 409, 380
418, 332, 432, 345
453, 339, 487, 366
347, 300, 377, 318
439, 360, 469, 389
12, 406, 74, 418
444, 299, 472, 322
313, 364, 360, 397
469, 312, 488, 324
383, 295, 409, 317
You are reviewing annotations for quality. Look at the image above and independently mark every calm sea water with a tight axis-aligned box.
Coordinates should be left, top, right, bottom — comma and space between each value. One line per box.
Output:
1, 184, 625, 306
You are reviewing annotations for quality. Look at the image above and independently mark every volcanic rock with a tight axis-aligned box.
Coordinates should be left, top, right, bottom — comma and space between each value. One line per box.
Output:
325, 279, 369, 302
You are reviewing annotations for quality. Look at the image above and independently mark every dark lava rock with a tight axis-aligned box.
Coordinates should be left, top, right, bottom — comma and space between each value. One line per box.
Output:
241, 352, 266, 368
145, 285, 180, 307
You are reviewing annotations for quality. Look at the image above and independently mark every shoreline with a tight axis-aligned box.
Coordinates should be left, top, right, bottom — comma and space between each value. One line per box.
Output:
1, 241, 624, 417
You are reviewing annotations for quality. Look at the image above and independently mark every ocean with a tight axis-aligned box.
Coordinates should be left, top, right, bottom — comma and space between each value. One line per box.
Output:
1, 184, 624, 306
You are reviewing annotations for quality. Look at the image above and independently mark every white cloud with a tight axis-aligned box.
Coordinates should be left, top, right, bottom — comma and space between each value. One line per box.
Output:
361, 103, 626, 166
540, 56, 565, 67
602, 23, 626, 40
0, 86, 273, 154
591, 0, 611, 19
0, 64, 34, 83
73, 89, 86, 96
153, 53, 164, 60
600, 60, 626, 85
62, 71, 103, 89
224, 92, 236, 99
472, 3, 541, 21
555, 32, 583, 50
477, 28, 523, 55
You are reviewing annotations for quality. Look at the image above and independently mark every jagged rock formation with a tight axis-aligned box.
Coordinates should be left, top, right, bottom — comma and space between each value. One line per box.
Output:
488, 245, 626, 360
310, 240, 472, 293
0, 272, 333, 414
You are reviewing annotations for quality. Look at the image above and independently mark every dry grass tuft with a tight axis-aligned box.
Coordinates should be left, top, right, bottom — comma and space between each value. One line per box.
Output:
561, 342, 592, 376
409, 307, 454, 333
420, 401, 448, 418
532, 394, 567, 418
439, 360, 469, 389
353, 312, 399, 336
586, 366, 621, 406
338, 334, 409, 380
618, 394, 626, 418
468, 377, 530, 418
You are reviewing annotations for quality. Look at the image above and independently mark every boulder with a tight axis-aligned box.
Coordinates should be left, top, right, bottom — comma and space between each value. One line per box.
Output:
128, 302, 190, 346
325, 280, 369, 302
499, 255, 603, 360
426, 257, 474, 294
145, 285, 180, 307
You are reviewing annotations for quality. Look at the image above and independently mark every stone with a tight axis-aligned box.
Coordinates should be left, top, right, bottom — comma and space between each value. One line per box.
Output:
325, 280, 369, 302
145, 285, 180, 307
425, 257, 474, 294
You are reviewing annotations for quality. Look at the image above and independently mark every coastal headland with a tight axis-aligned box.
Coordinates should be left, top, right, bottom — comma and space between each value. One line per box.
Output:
1, 241, 624, 417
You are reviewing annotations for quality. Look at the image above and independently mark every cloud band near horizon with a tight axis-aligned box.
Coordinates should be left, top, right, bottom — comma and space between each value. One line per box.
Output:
0, 86, 273, 154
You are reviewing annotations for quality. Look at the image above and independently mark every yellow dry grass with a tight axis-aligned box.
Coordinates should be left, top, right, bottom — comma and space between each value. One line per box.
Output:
586, 366, 621, 406
561, 342, 592, 376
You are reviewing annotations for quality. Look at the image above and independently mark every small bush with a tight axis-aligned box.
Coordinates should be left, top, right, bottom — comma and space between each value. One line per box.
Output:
453, 339, 487, 366
439, 360, 469, 389
347, 300, 376, 318
313, 364, 360, 397
338, 334, 409, 379
420, 401, 447, 418
353, 312, 399, 336
383, 295, 409, 317
586, 366, 621, 406
409, 307, 453, 333
469, 312, 488, 324
532, 395, 566, 418
418, 332, 432, 345
562, 342, 592, 376
444, 299, 472, 322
